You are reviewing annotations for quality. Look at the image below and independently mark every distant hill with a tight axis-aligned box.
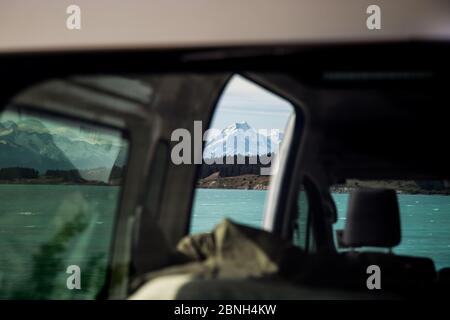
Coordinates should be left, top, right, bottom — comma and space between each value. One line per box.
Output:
0, 118, 127, 175
333, 179, 450, 195
0, 120, 75, 172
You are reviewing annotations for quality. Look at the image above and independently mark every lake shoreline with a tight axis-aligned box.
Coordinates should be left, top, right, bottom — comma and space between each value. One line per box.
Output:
197, 174, 450, 195
0, 180, 120, 186
196, 185, 450, 195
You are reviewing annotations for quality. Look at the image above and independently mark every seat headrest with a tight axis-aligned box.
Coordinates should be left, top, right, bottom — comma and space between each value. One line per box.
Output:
343, 188, 401, 248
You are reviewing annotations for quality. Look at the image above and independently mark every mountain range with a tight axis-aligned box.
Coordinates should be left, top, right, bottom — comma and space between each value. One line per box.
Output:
0, 119, 280, 177
203, 121, 284, 158
0, 119, 127, 177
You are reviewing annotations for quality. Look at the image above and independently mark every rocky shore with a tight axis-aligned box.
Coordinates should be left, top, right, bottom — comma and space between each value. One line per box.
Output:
197, 172, 269, 190
197, 173, 450, 195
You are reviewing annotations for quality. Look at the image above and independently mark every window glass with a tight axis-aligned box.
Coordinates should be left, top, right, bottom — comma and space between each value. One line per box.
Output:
190, 75, 295, 233
332, 179, 450, 270
0, 107, 128, 299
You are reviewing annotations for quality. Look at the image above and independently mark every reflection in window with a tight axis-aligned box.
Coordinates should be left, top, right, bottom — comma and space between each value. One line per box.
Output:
0, 107, 128, 299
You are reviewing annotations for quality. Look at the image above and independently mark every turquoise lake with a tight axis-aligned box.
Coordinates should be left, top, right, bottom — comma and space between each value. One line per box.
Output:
0, 185, 449, 299
192, 189, 450, 270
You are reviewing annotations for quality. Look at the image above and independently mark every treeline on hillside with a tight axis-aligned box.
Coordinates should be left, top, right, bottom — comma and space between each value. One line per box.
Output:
46, 169, 85, 183
199, 154, 274, 179
0, 166, 125, 185
0, 167, 39, 180
331, 179, 450, 195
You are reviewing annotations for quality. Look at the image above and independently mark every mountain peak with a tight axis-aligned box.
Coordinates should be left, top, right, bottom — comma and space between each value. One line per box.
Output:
234, 121, 250, 131
203, 121, 284, 158
223, 121, 252, 133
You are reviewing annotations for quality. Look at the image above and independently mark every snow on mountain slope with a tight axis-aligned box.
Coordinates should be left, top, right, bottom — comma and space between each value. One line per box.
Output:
203, 121, 283, 158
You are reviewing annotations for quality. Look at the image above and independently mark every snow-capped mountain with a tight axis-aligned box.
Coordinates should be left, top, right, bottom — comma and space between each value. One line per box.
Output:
269, 130, 284, 146
203, 121, 283, 158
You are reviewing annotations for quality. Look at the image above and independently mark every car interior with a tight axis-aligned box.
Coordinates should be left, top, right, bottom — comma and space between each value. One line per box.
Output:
0, 41, 449, 300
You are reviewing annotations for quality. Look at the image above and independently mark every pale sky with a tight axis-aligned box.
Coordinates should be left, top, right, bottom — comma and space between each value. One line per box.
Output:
209, 74, 294, 132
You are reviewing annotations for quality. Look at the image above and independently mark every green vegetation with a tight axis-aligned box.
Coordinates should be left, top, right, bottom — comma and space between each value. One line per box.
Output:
0, 166, 125, 185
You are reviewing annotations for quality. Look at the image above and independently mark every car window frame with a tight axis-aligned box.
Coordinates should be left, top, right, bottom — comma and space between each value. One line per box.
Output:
0, 102, 132, 299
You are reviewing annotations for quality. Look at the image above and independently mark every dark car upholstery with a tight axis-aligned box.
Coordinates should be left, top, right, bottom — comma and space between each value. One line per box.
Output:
340, 188, 437, 296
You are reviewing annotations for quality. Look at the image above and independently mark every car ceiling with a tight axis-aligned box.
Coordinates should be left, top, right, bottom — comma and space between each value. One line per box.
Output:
1, 0, 450, 53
